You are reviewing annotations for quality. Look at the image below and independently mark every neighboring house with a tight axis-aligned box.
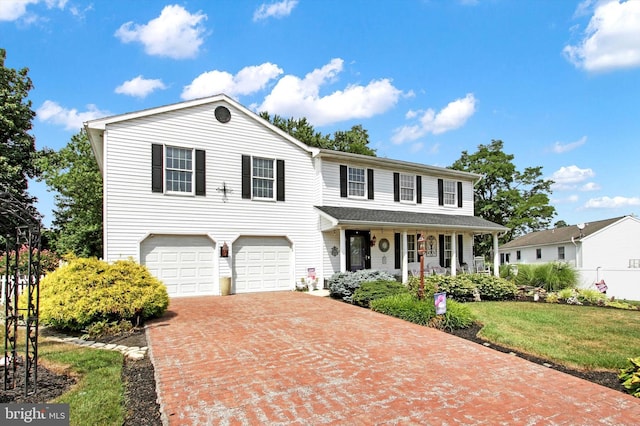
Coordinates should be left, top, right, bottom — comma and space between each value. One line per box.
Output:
499, 216, 640, 300
85, 94, 507, 298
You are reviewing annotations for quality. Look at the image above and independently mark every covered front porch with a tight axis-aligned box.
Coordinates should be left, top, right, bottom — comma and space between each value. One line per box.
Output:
316, 206, 508, 283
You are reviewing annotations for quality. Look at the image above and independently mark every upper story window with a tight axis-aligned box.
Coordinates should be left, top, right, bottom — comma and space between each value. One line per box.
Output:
165, 146, 194, 194
400, 174, 415, 202
629, 259, 640, 268
443, 180, 456, 206
252, 157, 275, 199
241, 155, 285, 202
348, 167, 366, 197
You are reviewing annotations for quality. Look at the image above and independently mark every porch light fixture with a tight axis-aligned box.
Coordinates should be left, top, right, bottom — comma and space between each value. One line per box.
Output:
220, 242, 229, 258
418, 233, 426, 300
370, 235, 377, 247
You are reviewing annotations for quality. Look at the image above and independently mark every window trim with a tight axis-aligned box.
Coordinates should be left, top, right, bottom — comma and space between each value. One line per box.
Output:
443, 180, 457, 206
347, 166, 367, 198
399, 173, 416, 203
252, 156, 276, 201
407, 234, 416, 263
557, 246, 565, 260
165, 145, 195, 195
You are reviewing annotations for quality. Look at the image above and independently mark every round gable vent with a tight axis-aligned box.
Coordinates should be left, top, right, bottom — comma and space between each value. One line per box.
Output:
214, 106, 231, 123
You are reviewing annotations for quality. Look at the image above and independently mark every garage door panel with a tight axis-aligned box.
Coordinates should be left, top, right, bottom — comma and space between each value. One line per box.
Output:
233, 237, 291, 293
142, 235, 215, 297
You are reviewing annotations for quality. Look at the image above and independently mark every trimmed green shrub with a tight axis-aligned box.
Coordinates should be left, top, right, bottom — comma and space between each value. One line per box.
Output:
619, 357, 640, 398
352, 280, 409, 307
329, 269, 396, 302
35, 257, 169, 331
371, 293, 434, 326
430, 275, 477, 302
370, 293, 474, 330
468, 274, 517, 301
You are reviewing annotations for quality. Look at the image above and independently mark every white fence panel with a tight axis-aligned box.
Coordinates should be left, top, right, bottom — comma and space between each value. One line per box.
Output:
576, 268, 640, 301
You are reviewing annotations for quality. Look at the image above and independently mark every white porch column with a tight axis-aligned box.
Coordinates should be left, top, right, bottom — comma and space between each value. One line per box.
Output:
339, 228, 346, 272
450, 232, 457, 277
492, 232, 500, 277
401, 230, 408, 283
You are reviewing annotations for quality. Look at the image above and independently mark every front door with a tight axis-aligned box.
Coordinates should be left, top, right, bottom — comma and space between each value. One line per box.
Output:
346, 230, 371, 271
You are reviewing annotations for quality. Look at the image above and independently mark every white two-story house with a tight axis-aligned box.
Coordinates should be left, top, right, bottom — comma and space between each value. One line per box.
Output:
85, 94, 507, 297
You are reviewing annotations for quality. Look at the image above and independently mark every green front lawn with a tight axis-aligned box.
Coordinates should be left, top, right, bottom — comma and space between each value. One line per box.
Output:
466, 301, 640, 371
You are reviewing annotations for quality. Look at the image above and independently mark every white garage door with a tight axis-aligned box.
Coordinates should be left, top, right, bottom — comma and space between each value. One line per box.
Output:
233, 237, 292, 293
141, 235, 215, 297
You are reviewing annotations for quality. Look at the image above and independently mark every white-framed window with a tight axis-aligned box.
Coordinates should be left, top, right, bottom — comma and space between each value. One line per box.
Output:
407, 234, 416, 263
558, 246, 565, 260
629, 259, 640, 268
165, 146, 194, 194
444, 235, 452, 267
348, 167, 366, 197
400, 174, 415, 202
252, 157, 275, 199
443, 180, 456, 206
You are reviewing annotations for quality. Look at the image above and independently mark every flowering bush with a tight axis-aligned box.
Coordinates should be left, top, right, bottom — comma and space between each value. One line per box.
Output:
0, 245, 60, 275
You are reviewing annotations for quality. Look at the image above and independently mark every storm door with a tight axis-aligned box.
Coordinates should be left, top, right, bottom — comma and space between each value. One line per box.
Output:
346, 230, 371, 271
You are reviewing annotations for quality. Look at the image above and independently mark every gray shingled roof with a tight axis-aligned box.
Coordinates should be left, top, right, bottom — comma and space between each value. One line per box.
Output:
500, 216, 625, 249
315, 206, 508, 232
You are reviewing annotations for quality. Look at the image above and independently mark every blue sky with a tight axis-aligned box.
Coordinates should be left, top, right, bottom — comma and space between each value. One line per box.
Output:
2, 0, 640, 228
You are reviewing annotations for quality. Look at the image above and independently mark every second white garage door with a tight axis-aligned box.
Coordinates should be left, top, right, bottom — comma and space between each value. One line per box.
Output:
233, 237, 292, 293
141, 235, 215, 297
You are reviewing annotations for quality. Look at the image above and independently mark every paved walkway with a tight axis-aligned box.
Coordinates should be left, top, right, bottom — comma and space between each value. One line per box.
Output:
146, 293, 640, 425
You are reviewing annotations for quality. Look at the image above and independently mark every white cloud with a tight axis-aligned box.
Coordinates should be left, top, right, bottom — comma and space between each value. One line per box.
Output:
409, 142, 424, 154
0, 0, 67, 22
258, 58, 403, 126
551, 135, 587, 153
550, 165, 595, 190
564, 0, 640, 72
580, 182, 601, 191
584, 196, 640, 208
181, 63, 283, 100
115, 5, 207, 59
253, 0, 298, 21
391, 93, 477, 144
115, 75, 167, 98
36, 100, 108, 131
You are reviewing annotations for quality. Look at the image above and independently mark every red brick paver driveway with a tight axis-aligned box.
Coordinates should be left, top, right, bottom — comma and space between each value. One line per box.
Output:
146, 293, 640, 425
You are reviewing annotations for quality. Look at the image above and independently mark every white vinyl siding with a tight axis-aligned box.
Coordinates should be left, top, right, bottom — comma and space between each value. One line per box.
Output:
99, 101, 319, 291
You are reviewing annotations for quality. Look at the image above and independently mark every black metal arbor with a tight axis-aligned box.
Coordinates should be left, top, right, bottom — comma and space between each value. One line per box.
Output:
1, 190, 41, 396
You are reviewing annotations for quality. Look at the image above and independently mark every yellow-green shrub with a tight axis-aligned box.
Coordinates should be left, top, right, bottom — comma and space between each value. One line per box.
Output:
36, 257, 169, 331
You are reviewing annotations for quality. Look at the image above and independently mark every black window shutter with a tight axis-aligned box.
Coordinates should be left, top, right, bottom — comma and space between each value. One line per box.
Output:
340, 165, 348, 198
241, 155, 251, 199
393, 172, 400, 202
152, 144, 163, 193
195, 149, 205, 196
276, 159, 285, 201
437, 179, 444, 206
394, 233, 401, 269
439, 234, 445, 267
457, 234, 464, 264
367, 168, 374, 200
457, 181, 463, 207
416, 176, 422, 204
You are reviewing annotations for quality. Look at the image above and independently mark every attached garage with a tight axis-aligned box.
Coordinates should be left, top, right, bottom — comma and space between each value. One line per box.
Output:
141, 235, 216, 297
233, 236, 292, 293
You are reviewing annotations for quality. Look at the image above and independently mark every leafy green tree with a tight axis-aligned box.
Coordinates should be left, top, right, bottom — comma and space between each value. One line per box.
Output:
450, 140, 555, 255
260, 112, 376, 156
0, 48, 40, 234
554, 220, 569, 228
37, 131, 103, 257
